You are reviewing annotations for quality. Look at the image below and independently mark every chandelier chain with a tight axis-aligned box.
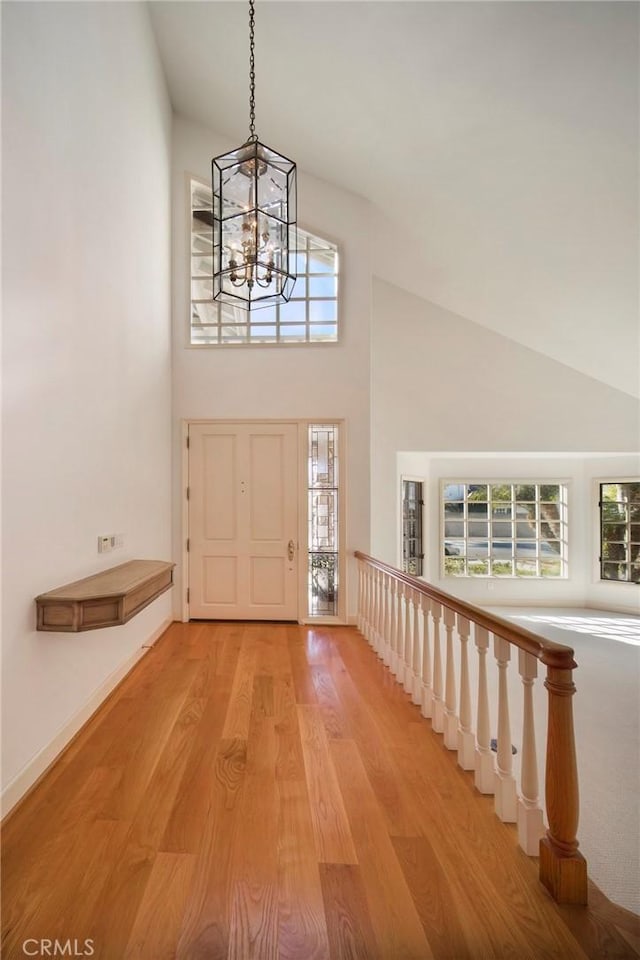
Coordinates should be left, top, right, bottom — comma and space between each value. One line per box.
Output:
248, 0, 257, 141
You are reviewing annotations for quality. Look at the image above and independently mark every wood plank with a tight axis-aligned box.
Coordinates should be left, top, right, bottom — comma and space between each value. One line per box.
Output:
2, 760, 124, 890
252, 674, 275, 719
288, 626, 319, 704
124, 853, 195, 960
228, 710, 279, 960
273, 673, 306, 781
311, 665, 351, 739
2, 819, 130, 959
88, 833, 158, 960
328, 651, 424, 838
132, 697, 206, 851
297, 705, 358, 865
319, 863, 379, 960
276, 780, 331, 960
221, 633, 257, 740
303, 627, 338, 665
335, 632, 422, 745
160, 679, 232, 854
99, 662, 200, 822
329, 738, 435, 960
391, 835, 480, 960
174, 738, 248, 960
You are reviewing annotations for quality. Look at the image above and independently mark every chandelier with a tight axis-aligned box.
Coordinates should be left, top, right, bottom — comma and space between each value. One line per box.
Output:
211, 0, 297, 310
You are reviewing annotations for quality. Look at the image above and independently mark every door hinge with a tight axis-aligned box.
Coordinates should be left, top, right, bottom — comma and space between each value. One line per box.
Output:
187, 588, 190, 603
186, 486, 190, 501
186, 434, 190, 449
186, 538, 190, 552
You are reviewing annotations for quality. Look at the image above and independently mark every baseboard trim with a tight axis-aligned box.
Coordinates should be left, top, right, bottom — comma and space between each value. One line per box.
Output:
1, 617, 174, 819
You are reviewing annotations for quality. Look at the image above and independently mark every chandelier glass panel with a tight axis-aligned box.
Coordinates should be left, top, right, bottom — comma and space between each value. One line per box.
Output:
212, 0, 297, 310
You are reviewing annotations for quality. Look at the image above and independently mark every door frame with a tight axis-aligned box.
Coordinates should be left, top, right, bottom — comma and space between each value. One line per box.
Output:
181, 418, 347, 624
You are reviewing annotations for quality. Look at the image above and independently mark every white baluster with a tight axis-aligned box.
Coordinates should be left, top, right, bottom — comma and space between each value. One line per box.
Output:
411, 590, 422, 704
403, 588, 414, 694
375, 570, 384, 660
372, 569, 381, 655
443, 607, 458, 750
517, 649, 545, 854
420, 596, 433, 719
494, 635, 518, 822
389, 579, 398, 675
382, 573, 391, 666
431, 602, 444, 733
394, 581, 404, 681
474, 625, 495, 794
457, 615, 475, 770
361, 565, 368, 640
357, 561, 364, 633
364, 565, 373, 642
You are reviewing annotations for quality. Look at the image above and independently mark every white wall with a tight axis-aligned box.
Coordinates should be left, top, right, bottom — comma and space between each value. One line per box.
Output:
171, 115, 371, 621
373, 278, 639, 610
1, 3, 173, 803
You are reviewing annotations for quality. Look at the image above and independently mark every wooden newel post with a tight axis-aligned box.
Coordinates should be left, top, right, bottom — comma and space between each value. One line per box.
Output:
540, 662, 588, 905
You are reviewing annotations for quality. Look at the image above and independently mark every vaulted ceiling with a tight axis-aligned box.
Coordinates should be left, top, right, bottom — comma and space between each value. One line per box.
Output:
149, 1, 639, 397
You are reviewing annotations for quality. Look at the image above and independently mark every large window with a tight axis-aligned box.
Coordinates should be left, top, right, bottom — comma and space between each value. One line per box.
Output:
600, 481, 640, 583
190, 179, 339, 345
442, 482, 568, 578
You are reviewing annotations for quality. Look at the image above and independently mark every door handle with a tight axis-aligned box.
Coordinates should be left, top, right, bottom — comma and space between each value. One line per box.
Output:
288, 539, 295, 561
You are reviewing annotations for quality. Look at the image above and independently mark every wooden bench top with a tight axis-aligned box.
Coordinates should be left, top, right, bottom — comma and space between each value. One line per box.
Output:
36, 560, 174, 602
35, 559, 175, 632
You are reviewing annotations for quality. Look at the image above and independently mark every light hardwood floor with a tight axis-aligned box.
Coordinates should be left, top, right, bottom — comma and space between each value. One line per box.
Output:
2, 622, 639, 959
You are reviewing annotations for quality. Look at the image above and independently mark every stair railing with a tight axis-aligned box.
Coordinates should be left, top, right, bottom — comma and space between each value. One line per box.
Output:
355, 551, 587, 905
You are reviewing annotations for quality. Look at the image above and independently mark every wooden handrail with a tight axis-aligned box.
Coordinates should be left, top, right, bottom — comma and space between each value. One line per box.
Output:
354, 551, 575, 669
355, 550, 588, 905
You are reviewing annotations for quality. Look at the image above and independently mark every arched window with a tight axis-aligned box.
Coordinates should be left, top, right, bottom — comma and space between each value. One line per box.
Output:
190, 178, 339, 345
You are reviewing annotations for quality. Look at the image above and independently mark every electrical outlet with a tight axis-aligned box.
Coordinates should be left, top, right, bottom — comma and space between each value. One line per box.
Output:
114, 534, 124, 549
98, 535, 112, 554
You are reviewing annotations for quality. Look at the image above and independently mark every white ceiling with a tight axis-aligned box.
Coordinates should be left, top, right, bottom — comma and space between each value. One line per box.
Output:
149, 1, 639, 397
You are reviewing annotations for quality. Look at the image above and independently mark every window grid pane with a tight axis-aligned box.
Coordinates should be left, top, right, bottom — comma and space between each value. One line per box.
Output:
600, 482, 640, 584
443, 481, 568, 579
190, 179, 338, 345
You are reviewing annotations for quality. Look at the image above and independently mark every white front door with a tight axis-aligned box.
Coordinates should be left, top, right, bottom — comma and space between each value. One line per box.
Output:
188, 421, 299, 620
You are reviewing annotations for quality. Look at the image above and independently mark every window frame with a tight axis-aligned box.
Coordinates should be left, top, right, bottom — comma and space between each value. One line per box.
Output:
596, 477, 640, 586
301, 420, 346, 624
401, 476, 424, 577
187, 174, 341, 348
439, 479, 569, 580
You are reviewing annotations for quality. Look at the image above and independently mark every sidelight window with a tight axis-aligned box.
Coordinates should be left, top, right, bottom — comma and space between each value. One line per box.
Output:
308, 424, 339, 616
402, 479, 424, 576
